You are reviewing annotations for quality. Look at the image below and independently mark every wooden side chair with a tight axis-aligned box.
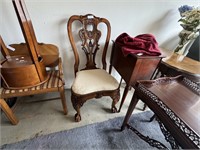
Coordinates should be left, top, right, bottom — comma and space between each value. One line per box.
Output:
9, 0, 59, 68
0, 0, 68, 125
67, 14, 120, 122
0, 37, 67, 125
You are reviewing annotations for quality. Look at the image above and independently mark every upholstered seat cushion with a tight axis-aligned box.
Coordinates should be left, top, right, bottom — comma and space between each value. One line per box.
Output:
72, 69, 119, 95
0, 70, 63, 98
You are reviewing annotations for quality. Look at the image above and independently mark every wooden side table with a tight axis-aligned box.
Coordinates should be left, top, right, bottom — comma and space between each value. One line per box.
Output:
109, 42, 164, 112
157, 53, 200, 83
121, 76, 200, 149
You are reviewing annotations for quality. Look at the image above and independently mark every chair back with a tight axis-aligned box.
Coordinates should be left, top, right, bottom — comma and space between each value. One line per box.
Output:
67, 14, 111, 76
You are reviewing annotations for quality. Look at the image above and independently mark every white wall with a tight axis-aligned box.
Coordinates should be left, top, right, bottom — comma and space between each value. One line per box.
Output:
0, 0, 199, 88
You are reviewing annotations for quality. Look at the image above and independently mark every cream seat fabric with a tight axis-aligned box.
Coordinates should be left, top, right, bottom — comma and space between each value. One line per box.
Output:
72, 69, 119, 95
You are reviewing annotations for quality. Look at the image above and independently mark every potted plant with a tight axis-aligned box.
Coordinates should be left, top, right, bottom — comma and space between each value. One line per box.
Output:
174, 5, 200, 61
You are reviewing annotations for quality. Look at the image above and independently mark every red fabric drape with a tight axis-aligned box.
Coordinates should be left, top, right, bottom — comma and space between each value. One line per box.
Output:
115, 33, 161, 56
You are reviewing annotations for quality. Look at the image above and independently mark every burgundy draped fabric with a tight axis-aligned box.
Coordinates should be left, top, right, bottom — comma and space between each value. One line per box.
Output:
115, 33, 161, 56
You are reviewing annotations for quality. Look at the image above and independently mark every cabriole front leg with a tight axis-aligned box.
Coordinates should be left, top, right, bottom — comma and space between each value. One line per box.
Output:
71, 94, 83, 122
111, 89, 120, 113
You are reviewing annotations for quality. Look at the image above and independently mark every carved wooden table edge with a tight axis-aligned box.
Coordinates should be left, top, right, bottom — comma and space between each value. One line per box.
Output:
121, 75, 200, 149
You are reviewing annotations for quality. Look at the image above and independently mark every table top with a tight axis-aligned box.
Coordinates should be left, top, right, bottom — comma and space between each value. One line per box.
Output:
160, 48, 200, 77
136, 76, 200, 148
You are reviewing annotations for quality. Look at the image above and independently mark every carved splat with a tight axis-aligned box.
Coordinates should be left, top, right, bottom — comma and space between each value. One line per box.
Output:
79, 16, 101, 69
67, 14, 111, 74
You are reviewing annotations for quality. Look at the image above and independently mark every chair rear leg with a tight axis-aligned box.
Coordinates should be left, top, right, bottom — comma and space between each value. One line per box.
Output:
0, 99, 19, 125
59, 87, 68, 115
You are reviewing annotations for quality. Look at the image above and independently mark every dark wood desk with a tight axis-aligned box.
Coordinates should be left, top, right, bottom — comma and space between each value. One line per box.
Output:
109, 42, 164, 112
121, 76, 200, 149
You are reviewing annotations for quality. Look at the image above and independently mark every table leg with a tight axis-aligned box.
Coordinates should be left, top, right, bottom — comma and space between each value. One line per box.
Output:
142, 103, 147, 111
118, 85, 130, 112
121, 93, 139, 131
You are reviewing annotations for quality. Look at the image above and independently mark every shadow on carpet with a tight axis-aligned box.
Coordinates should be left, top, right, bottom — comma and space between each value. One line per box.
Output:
1, 111, 171, 149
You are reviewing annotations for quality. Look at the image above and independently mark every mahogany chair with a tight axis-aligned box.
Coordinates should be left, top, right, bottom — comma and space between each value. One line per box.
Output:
67, 14, 120, 122
9, 0, 59, 68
